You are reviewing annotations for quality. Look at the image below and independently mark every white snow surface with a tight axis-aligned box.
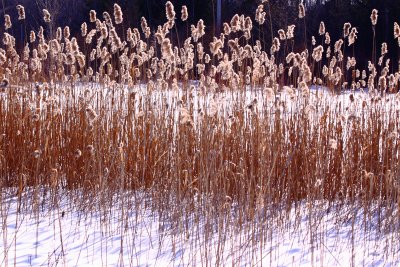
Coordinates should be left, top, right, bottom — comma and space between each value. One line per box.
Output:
1, 188, 399, 267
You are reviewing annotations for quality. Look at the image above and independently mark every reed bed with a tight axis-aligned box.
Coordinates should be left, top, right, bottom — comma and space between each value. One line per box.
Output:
1, 2, 400, 266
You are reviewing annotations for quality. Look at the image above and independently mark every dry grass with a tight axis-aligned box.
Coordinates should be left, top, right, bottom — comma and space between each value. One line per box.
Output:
1, 2, 400, 265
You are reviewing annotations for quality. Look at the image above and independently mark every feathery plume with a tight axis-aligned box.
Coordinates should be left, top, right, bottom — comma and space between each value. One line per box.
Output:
298, 3, 305, 19
346, 57, 356, 70
395, 22, 400, 39
311, 36, 316, 46
30, 31, 36, 43
210, 37, 224, 56
114, 4, 123, 24
56, 27, 62, 41
381, 42, 388, 55
89, 10, 96, 22
166, 1, 176, 21
141, 17, 151, 38
16, 5, 25, 20
103, 12, 112, 26
325, 32, 331, 45
255, 5, 266, 25
334, 39, 343, 52
4, 15, 11, 30
64, 26, 70, 39
278, 29, 286, 40
286, 25, 295, 40
273, 37, 280, 52
348, 27, 358, 46
196, 19, 205, 40
100, 24, 108, 39
319, 21, 325, 35
312, 45, 324, 62
81, 22, 87, 37
181, 5, 188, 21
223, 23, 231, 35
43, 9, 51, 23
370, 9, 378, 26
343, 22, 351, 37
230, 14, 240, 32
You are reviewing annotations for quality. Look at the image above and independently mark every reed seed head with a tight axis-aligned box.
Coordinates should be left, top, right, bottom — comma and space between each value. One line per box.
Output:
298, 3, 305, 19
325, 32, 331, 45
16, 5, 25, 20
81, 22, 87, 37
370, 9, 378, 26
181, 6, 188, 21
278, 29, 286, 40
395, 22, 400, 40
43, 9, 51, 23
114, 3, 123, 24
166, 1, 176, 22
343, 22, 351, 37
348, 27, 358, 46
30, 31, 36, 43
286, 25, 295, 39
312, 45, 324, 62
255, 5, 266, 25
381, 42, 388, 55
64, 26, 70, 39
89, 10, 97, 23
4, 15, 11, 30
319, 21, 325, 35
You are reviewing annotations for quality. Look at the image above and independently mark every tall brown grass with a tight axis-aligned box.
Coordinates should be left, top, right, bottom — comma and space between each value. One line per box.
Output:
1, 2, 400, 265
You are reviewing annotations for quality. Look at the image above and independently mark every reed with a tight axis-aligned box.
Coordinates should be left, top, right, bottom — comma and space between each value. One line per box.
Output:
0, 2, 400, 265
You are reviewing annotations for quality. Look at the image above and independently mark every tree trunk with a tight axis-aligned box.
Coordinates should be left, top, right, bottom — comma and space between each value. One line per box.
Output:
216, 0, 222, 35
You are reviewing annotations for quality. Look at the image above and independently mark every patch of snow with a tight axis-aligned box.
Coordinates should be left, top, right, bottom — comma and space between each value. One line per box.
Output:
1, 189, 399, 266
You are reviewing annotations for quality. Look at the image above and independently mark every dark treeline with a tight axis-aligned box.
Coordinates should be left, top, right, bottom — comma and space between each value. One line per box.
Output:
1, 0, 400, 70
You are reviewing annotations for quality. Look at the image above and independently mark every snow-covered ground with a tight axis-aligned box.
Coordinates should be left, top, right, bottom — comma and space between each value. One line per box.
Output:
1, 188, 399, 267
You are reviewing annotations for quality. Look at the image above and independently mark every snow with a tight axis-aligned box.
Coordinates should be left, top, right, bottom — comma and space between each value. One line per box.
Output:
1, 188, 399, 266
